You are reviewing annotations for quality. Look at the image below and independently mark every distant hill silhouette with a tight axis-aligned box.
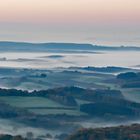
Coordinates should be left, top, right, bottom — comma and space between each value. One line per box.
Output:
0, 41, 140, 52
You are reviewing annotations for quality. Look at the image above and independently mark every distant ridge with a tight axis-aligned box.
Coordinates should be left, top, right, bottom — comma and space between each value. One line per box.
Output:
0, 41, 139, 52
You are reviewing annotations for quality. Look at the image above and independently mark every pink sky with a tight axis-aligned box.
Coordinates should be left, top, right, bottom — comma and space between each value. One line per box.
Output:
0, 0, 140, 46
0, 0, 140, 23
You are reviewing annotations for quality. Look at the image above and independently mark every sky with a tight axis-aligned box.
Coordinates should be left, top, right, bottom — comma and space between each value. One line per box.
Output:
0, 0, 140, 46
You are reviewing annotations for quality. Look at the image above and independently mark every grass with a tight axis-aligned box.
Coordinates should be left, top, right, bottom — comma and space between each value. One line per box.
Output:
76, 99, 92, 105
122, 88, 140, 103
0, 96, 87, 116
0, 70, 114, 91
96, 82, 119, 89
29, 108, 87, 116
0, 96, 64, 108
73, 75, 102, 83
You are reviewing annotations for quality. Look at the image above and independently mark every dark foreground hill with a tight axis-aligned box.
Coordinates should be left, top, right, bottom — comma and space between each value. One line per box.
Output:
0, 135, 25, 140
67, 124, 140, 140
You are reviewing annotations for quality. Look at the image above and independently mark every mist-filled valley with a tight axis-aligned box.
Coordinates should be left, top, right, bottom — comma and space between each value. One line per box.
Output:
0, 51, 139, 69
0, 43, 139, 140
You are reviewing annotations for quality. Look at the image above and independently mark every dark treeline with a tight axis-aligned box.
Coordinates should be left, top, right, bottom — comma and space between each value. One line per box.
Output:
0, 134, 26, 140
1, 87, 140, 118
0, 87, 123, 107
117, 72, 140, 88
0, 87, 78, 106
67, 124, 140, 140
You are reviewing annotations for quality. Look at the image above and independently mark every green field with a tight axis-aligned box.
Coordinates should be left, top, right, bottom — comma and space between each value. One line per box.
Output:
29, 108, 87, 116
0, 70, 115, 91
0, 96, 87, 116
122, 89, 140, 103
76, 99, 91, 105
96, 82, 119, 89
0, 96, 65, 108
73, 75, 102, 83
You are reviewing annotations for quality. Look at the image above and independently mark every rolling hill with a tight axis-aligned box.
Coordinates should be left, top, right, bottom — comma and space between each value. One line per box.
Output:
0, 41, 140, 52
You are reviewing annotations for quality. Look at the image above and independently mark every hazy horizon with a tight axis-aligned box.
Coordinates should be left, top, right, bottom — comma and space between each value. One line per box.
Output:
0, 41, 140, 48
0, 0, 140, 46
